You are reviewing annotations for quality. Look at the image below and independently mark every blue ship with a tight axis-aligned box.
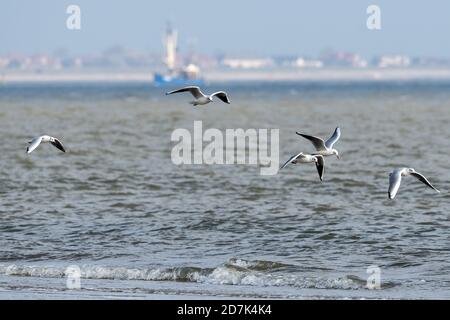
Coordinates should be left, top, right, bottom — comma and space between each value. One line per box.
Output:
154, 23, 205, 87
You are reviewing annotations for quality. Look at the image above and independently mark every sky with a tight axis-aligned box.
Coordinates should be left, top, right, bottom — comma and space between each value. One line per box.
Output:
1, 0, 450, 58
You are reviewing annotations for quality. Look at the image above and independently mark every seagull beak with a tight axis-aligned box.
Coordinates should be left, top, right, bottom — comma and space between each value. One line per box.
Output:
337, 155, 341, 160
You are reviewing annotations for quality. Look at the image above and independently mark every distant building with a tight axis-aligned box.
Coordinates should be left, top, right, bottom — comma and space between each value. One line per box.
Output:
222, 58, 274, 69
0, 53, 63, 71
374, 55, 410, 68
410, 56, 450, 68
293, 57, 323, 68
61, 57, 83, 69
320, 50, 367, 68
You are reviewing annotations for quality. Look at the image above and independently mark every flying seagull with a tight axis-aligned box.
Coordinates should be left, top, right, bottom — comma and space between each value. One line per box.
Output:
166, 86, 230, 106
296, 127, 341, 159
27, 135, 66, 154
388, 168, 440, 199
280, 152, 325, 181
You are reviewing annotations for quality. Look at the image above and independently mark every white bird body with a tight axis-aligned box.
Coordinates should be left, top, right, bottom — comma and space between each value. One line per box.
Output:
296, 127, 341, 159
290, 153, 318, 164
280, 152, 325, 181
190, 96, 212, 106
166, 86, 230, 106
312, 149, 337, 157
27, 135, 66, 154
388, 167, 440, 199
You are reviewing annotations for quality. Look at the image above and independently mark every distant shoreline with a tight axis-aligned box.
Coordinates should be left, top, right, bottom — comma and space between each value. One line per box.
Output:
2, 68, 450, 84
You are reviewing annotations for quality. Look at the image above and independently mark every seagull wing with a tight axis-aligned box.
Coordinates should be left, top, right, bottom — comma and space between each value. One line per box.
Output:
315, 155, 325, 181
210, 91, 230, 104
27, 136, 43, 154
166, 86, 205, 99
295, 132, 327, 151
280, 152, 303, 170
411, 172, 440, 193
388, 169, 403, 199
325, 127, 341, 149
50, 138, 66, 153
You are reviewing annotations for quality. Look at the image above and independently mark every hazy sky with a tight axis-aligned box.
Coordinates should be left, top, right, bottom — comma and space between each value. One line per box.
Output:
1, 0, 450, 57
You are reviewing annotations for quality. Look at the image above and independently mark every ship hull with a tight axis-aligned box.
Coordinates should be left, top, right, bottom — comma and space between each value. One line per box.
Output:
153, 73, 205, 87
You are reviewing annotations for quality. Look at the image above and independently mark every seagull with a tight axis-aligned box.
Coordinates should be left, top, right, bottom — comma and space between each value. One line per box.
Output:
296, 127, 341, 159
280, 152, 325, 181
388, 168, 440, 199
27, 135, 66, 154
166, 86, 230, 106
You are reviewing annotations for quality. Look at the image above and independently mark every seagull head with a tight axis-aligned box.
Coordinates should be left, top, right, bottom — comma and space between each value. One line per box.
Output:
333, 149, 340, 160
407, 168, 416, 174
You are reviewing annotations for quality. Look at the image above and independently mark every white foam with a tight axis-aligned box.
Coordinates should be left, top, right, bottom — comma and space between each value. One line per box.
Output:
0, 259, 366, 290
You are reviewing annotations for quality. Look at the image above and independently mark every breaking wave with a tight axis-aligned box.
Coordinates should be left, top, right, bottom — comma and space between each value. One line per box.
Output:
0, 258, 391, 290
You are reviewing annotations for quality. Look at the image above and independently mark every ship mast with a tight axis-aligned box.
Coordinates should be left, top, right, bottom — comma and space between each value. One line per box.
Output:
164, 23, 177, 73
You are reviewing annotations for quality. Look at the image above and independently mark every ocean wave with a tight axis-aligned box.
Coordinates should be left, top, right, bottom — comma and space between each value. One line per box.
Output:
0, 258, 383, 290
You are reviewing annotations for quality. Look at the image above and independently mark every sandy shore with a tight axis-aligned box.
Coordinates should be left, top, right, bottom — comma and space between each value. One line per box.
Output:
2, 68, 450, 84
